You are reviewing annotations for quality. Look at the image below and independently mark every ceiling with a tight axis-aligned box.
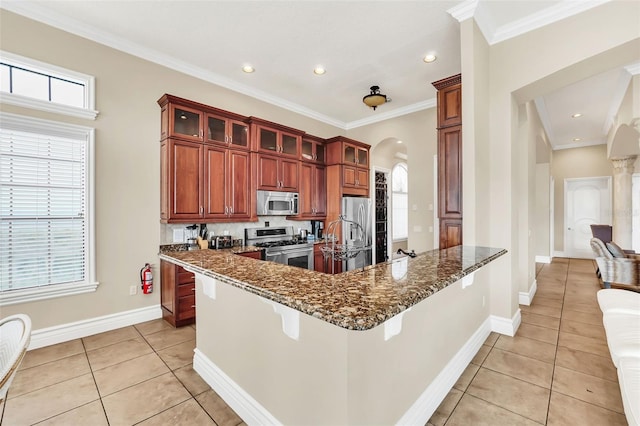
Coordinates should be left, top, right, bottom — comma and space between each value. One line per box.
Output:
1, 0, 635, 146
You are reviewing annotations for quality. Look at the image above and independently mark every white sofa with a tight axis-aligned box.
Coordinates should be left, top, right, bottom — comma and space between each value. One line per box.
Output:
597, 289, 640, 426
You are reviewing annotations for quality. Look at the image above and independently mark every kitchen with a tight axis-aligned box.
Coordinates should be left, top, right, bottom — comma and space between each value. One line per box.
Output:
158, 93, 506, 424
159, 94, 376, 274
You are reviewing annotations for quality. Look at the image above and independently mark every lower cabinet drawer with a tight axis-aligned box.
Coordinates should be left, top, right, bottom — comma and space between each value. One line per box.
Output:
177, 283, 195, 297
177, 295, 195, 320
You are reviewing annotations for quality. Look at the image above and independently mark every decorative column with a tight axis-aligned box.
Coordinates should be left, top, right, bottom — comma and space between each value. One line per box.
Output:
612, 156, 637, 248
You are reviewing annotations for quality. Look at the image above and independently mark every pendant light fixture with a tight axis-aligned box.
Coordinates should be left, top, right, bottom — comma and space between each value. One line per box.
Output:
363, 85, 389, 110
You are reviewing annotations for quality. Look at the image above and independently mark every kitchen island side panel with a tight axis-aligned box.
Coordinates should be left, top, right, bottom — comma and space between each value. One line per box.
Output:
194, 265, 492, 425
195, 274, 349, 425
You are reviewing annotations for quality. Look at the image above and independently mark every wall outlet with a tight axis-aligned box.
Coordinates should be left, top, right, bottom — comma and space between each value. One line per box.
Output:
129, 285, 137, 296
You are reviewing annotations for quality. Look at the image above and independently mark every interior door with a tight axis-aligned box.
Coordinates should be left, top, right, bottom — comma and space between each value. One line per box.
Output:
565, 177, 612, 258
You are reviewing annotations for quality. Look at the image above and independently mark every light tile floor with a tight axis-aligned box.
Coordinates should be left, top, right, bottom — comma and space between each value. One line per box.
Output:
1, 320, 244, 425
428, 257, 627, 426
0, 258, 626, 425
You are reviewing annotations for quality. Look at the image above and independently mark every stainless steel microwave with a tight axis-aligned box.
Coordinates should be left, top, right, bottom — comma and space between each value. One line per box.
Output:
256, 190, 299, 216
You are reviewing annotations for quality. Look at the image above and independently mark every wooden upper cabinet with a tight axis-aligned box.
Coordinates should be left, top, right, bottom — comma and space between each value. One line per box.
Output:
301, 135, 326, 164
169, 104, 203, 141
204, 145, 252, 220
326, 137, 369, 168
158, 94, 249, 146
161, 139, 203, 222
296, 163, 326, 218
325, 136, 370, 195
256, 154, 298, 192
433, 74, 462, 129
438, 126, 462, 218
160, 139, 253, 223
432, 74, 462, 249
206, 113, 249, 150
250, 118, 302, 159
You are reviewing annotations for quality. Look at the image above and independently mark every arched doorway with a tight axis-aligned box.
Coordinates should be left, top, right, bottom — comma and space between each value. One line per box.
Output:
371, 138, 408, 262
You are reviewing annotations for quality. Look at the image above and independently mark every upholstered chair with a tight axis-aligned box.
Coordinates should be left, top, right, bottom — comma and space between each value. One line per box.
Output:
591, 238, 640, 292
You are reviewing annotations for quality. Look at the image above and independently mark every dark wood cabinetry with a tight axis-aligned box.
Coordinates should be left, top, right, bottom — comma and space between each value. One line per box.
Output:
432, 74, 462, 249
256, 154, 299, 192
236, 250, 263, 260
159, 95, 255, 224
313, 244, 342, 273
205, 146, 252, 220
297, 163, 326, 218
250, 118, 301, 159
160, 139, 204, 221
301, 135, 325, 164
161, 260, 195, 327
250, 118, 303, 193
325, 137, 370, 196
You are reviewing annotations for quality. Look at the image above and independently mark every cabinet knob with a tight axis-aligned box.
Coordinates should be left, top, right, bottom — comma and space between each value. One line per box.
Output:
200, 206, 204, 214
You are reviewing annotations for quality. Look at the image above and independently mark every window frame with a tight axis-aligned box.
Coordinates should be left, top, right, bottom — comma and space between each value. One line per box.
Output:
392, 162, 408, 242
0, 51, 99, 120
0, 112, 97, 306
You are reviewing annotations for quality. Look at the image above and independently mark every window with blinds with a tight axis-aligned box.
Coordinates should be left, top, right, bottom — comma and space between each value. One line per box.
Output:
0, 113, 94, 299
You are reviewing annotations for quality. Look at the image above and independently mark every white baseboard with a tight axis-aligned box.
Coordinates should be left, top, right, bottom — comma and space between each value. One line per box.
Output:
553, 251, 567, 258
194, 349, 281, 426
396, 317, 492, 425
535, 256, 552, 264
193, 318, 493, 426
29, 305, 162, 350
519, 279, 537, 306
490, 309, 521, 337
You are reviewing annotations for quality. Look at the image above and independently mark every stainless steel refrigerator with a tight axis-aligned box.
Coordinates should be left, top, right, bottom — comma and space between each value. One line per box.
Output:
342, 196, 372, 271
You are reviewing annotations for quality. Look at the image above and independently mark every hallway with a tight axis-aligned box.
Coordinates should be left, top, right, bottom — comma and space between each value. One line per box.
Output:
428, 258, 626, 425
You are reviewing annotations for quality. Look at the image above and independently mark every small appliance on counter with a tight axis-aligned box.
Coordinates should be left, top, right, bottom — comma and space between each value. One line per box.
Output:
211, 235, 233, 249
185, 224, 199, 250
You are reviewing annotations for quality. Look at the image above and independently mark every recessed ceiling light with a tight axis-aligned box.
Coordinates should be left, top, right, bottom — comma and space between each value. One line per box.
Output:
397, 140, 403, 144
242, 65, 255, 73
571, 113, 582, 118
313, 67, 326, 75
423, 54, 437, 63
573, 137, 582, 142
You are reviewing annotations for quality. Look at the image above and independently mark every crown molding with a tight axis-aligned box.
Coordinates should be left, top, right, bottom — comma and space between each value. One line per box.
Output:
1, 2, 348, 129
345, 98, 437, 130
449, 0, 610, 46
447, 0, 478, 22
625, 62, 640, 76
552, 139, 605, 151
489, 0, 610, 45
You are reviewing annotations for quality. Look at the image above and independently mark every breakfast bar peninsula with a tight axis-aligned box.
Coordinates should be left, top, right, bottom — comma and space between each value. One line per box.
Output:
159, 245, 506, 425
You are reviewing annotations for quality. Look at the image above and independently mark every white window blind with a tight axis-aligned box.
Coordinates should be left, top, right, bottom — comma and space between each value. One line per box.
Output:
392, 163, 408, 241
0, 119, 88, 292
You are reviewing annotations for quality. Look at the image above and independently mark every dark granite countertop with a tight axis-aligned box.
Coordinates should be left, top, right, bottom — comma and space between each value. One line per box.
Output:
159, 245, 506, 331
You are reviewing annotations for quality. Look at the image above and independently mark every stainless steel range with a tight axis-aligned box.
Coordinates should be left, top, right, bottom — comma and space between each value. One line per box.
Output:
244, 226, 314, 270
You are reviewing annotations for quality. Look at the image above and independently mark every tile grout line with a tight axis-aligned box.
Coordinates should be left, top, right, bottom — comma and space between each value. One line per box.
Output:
134, 323, 220, 426
543, 258, 569, 425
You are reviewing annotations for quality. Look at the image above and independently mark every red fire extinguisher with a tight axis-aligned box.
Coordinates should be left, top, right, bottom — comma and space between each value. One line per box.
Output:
140, 263, 153, 294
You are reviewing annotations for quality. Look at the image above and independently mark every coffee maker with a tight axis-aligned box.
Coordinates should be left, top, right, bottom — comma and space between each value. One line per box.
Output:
310, 220, 324, 240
